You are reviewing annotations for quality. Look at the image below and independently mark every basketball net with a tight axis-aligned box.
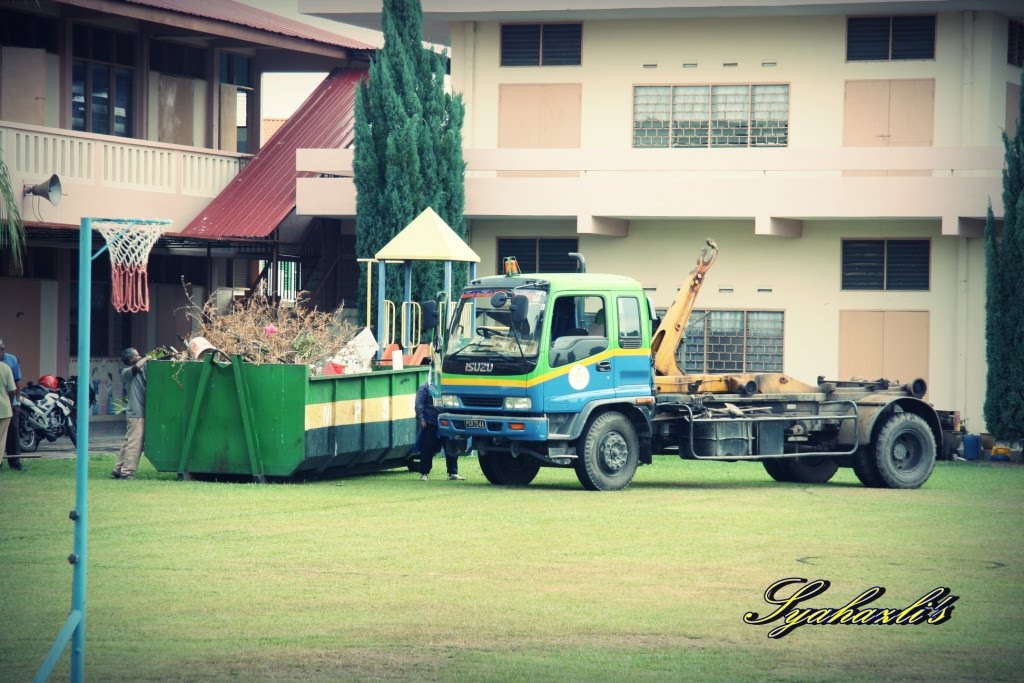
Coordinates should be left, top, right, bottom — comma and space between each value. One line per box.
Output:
94, 220, 173, 313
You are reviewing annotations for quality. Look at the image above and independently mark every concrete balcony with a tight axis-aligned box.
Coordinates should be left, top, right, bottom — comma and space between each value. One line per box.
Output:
1, 121, 248, 231
296, 146, 1003, 237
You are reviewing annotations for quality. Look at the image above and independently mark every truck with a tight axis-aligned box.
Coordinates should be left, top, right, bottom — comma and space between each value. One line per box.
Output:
435, 240, 939, 491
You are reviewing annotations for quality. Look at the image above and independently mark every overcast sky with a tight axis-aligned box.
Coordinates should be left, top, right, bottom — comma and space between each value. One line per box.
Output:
236, 0, 383, 119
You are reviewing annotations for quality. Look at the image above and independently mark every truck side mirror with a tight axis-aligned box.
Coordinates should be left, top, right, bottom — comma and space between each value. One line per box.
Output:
490, 291, 508, 308
510, 295, 529, 323
421, 301, 438, 329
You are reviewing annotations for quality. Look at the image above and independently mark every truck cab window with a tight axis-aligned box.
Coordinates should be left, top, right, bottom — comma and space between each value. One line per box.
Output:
550, 295, 607, 367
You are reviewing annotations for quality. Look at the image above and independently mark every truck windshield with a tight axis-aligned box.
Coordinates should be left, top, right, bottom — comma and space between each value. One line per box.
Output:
445, 288, 548, 361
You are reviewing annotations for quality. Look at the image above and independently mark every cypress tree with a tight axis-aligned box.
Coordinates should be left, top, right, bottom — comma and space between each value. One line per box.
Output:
983, 75, 1024, 442
353, 0, 466, 323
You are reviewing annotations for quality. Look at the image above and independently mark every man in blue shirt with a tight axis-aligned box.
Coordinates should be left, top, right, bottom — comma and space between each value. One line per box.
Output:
0, 339, 23, 470
415, 379, 463, 481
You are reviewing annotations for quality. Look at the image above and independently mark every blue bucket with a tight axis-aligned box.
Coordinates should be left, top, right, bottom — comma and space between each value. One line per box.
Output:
963, 434, 981, 461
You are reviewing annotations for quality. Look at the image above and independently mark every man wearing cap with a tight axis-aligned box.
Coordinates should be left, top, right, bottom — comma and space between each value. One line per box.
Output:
0, 339, 23, 470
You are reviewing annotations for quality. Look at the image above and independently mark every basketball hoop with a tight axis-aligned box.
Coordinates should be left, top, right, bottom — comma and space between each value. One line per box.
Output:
93, 218, 173, 313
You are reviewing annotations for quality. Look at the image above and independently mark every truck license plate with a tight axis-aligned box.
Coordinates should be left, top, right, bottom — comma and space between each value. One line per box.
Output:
464, 418, 486, 429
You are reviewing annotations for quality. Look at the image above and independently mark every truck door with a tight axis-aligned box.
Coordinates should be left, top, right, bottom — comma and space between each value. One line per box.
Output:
614, 295, 653, 398
546, 294, 615, 411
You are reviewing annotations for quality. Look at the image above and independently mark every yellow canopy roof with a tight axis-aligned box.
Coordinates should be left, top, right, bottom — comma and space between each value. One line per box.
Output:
374, 207, 480, 263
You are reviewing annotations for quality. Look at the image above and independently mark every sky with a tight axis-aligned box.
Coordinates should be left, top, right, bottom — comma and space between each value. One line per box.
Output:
236, 0, 384, 119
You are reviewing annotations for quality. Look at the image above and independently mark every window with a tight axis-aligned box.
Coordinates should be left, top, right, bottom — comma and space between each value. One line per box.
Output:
1010, 20, 1024, 68
150, 40, 208, 79
550, 295, 606, 368
71, 24, 136, 137
841, 239, 930, 291
683, 310, 784, 373
633, 84, 789, 148
501, 23, 582, 66
497, 238, 579, 273
0, 9, 59, 53
617, 297, 643, 349
847, 15, 935, 61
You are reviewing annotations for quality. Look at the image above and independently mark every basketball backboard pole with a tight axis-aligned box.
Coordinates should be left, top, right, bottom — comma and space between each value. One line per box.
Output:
35, 216, 171, 683
35, 217, 94, 683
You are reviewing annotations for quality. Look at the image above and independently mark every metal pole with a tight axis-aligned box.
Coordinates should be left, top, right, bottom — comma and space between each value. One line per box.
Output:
36, 217, 92, 683
403, 263, 412, 349
376, 259, 386, 359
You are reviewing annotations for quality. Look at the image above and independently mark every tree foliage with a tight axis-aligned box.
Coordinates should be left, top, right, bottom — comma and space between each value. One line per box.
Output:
983, 75, 1024, 442
0, 142, 25, 275
353, 0, 466, 322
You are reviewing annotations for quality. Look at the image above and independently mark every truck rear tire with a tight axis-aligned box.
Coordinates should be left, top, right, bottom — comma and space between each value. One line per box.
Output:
478, 453, 540, 486
862, 413, 936, 489
574, 412, 639, 491
762, 457, 839, 484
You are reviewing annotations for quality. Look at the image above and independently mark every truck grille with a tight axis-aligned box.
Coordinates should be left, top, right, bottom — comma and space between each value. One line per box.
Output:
460, 395, 503, 408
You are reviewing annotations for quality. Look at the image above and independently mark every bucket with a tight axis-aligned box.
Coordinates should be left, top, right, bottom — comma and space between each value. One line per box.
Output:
963, 434, 981, 461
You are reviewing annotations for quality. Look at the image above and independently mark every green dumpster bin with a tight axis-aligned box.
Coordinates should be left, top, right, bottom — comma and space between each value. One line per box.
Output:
144, 357, 428, 480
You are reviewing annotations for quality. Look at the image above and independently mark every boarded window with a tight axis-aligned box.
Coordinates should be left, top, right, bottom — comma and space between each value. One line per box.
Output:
501, 23, 582, 66
847, 15, 935, 61
841, 239, 929, 291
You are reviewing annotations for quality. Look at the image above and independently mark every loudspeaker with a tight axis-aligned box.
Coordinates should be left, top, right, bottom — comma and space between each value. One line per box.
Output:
24, 174, 62, 206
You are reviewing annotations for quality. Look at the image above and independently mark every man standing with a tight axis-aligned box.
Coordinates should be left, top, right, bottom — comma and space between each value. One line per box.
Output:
0, 358, 15, 469
0, 339, 23, 470
111, 347, 149, 480
415, 379, 464, 481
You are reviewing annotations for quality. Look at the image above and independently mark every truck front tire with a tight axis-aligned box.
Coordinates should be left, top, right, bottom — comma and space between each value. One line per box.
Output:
762, 457, 839, 484
574, 412, 639, 491
478, 452, 540, 486
859, 413, 936, 489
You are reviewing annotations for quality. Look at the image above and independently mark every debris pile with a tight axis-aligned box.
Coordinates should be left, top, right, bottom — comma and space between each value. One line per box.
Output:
174, 291, 357, 367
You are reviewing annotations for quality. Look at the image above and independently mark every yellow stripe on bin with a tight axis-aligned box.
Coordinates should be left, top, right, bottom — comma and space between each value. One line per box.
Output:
304, 395, 416, 430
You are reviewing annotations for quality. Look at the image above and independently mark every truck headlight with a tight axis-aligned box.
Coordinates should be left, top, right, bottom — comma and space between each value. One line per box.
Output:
441, 394, 460, 408
503, 397, 532, 410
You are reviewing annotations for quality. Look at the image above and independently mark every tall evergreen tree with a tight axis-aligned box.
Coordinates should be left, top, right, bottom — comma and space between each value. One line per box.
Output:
983, 75, 1024, 442
353, 0, 466, 323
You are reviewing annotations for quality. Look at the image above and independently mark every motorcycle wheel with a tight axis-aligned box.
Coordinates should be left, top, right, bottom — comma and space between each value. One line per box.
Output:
18, 421, 39, 453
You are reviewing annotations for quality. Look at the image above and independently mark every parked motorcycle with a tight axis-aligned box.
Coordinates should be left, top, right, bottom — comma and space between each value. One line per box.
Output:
18, 375, 92, 452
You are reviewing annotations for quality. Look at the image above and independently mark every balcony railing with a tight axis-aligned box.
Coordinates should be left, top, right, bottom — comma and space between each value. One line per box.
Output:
1, 120, 250, 229
1, 120, 247, 197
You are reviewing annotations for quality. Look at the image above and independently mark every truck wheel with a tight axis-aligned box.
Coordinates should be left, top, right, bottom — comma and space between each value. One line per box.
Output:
762, 458, 839, 484
852, 447, 884, 488
865, 413, 936, 489
575, 412, 639, 491
478, 453, 539, 486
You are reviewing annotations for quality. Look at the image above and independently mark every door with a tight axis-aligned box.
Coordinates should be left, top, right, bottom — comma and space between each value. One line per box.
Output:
614, 295, 652, 397
839, 310, 929, 394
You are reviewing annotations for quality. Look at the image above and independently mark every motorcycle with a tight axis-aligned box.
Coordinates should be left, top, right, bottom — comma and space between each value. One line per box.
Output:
18, 376, 92, 453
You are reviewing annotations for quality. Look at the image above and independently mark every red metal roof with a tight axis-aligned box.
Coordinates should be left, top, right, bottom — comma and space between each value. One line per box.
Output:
182, 68, 364, 239
122, 0, 374, 50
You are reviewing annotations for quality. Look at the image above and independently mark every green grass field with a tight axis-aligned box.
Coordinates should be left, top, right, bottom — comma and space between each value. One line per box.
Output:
1, 455, 1022, 682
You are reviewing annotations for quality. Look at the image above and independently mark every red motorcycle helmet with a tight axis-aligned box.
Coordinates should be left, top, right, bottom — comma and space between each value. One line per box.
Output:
38, 375, 59, 391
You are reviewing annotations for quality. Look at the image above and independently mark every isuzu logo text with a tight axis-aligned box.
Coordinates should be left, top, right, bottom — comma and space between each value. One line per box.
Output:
465, 362, 494, 373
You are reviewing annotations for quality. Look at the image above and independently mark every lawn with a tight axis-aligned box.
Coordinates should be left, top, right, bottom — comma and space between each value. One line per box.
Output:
1, 455, 1022, 682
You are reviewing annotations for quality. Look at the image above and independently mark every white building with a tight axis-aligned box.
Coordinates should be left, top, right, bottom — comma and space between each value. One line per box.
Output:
296, 0, 1022, 431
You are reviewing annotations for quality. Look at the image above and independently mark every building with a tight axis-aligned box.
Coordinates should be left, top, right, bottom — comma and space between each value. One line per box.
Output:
296, 0, 1022, 431
0, 0, 372, 409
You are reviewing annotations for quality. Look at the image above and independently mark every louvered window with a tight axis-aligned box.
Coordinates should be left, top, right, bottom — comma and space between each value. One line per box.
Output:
847, 15, 935, 61
501, 23, 582, 66
1009, 20, 1024, 68
497, 238, 578, 273
841, 239, 929, 290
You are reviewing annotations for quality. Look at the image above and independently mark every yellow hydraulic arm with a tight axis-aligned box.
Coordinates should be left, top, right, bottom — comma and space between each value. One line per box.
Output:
651, 239, 718, 377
